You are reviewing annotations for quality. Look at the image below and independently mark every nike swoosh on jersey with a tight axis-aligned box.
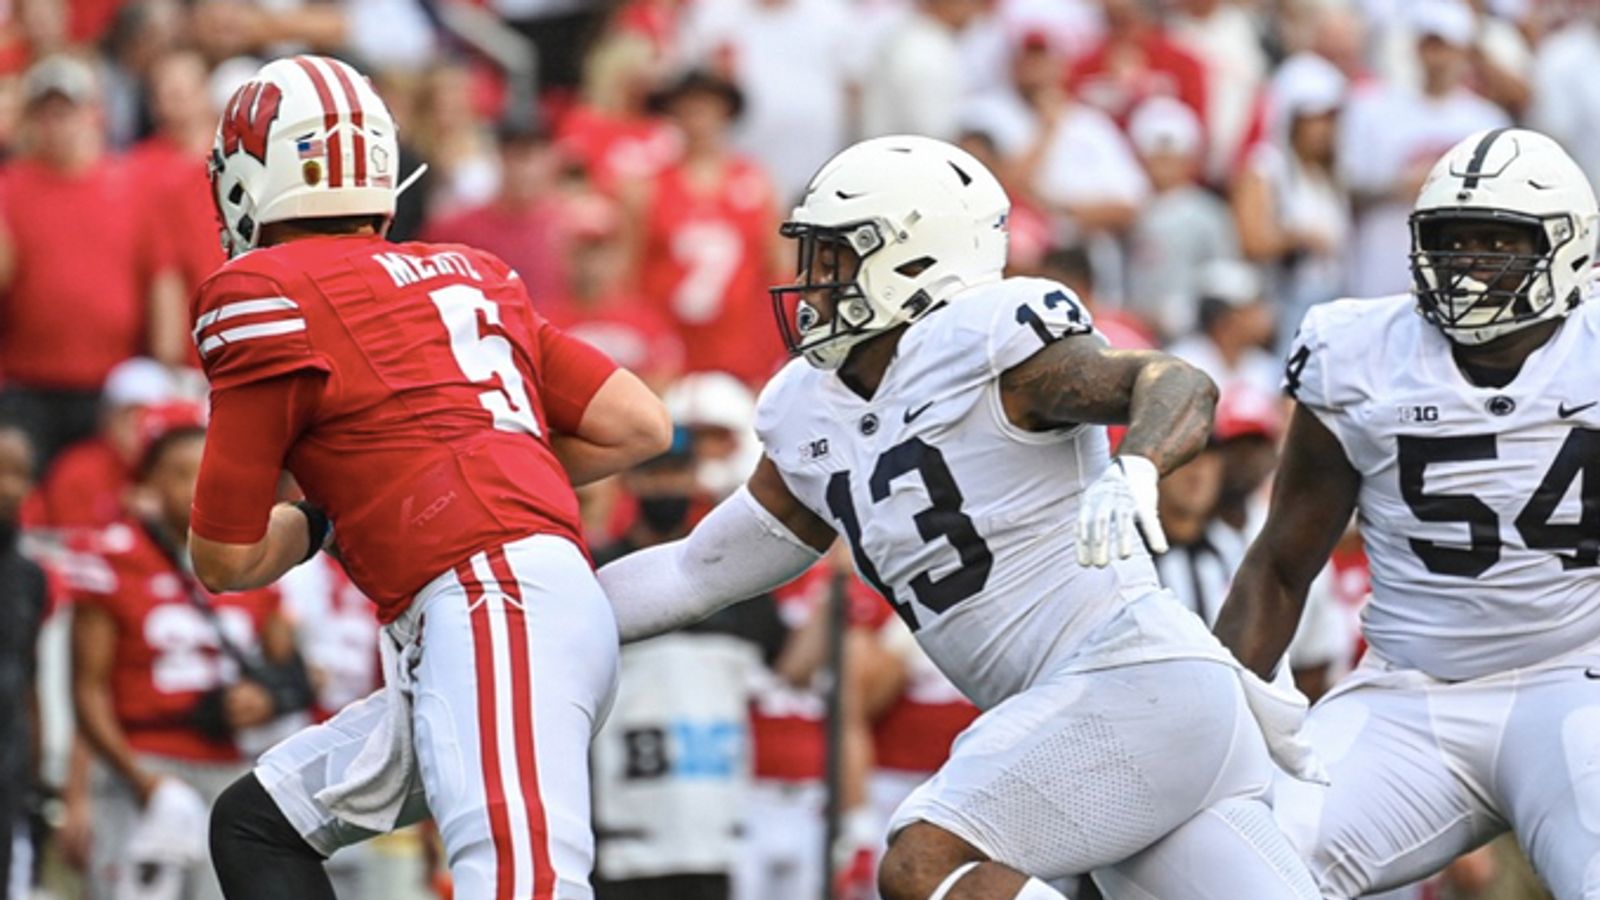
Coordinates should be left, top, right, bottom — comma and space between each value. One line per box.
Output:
904, 401, 935, 424
1559, 401, 1598, 418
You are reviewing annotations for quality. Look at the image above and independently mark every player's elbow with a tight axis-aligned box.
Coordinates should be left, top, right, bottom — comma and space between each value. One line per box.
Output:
617, 389, 674, 463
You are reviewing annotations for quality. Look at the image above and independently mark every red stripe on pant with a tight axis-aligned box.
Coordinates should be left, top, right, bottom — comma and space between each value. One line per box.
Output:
487, 547, 555, 900
459, 556, 518, 900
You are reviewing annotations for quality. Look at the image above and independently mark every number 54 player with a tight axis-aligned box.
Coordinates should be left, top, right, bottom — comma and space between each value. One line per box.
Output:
186, 56, 671, 899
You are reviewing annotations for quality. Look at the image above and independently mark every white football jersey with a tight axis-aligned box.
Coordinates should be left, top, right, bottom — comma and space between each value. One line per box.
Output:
757, 277, 1184, 710
1290, 295, 1600, 680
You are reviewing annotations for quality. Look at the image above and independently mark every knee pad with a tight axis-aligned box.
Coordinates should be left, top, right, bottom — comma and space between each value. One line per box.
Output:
211, 773, 337, 900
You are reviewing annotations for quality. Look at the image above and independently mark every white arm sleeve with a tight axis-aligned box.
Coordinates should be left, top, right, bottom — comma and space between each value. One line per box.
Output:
596, 485, 825, 642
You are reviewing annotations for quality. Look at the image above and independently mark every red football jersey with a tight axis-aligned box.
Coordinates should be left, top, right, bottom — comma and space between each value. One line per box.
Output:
67, 521, 279, 763
190, 236, 617, 621
26, 436, 131, 531
637, 158, 785, 386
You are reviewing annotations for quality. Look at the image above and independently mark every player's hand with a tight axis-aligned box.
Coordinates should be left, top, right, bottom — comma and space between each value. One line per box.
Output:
1237, 667, 1329, 785
224, 680, 277, 729
58, 790, 93, 870
1077, 455, 1167, 566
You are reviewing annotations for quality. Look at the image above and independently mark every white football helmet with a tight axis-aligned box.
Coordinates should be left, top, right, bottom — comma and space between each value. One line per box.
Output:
664, 372, 760, 500
771, 135, 1010, 370
210, 55, 399, 258
1410, 128, 1599, 346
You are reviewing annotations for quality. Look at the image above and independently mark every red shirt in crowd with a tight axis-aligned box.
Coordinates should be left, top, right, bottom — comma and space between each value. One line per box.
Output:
750, 566, 880, 782
638, 157, 785, 387
1068, 31, 1208, 132
0, 158, 168, 390
550, 295, 685, 388
127, 135, 226, 361
864, 602, 977, 775
66, 520, 280, 762
421, 200, 572, 323
189, 235, 616, 621
555, 105, 679, 195
21, 436, 131, 531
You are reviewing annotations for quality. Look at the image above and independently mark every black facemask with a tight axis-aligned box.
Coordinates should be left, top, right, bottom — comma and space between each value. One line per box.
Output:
637, 494, 692, 535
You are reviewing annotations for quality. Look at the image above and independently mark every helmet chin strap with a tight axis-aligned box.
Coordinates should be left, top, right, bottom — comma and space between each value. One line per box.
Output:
396, 163, 430, 198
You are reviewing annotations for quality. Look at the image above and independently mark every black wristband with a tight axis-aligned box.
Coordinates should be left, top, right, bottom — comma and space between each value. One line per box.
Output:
293, 501, 331, 564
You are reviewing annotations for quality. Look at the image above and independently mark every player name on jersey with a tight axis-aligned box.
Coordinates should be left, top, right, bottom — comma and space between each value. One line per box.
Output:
374, 250, 485, 288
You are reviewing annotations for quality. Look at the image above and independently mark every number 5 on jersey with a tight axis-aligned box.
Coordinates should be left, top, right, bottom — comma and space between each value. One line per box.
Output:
430, 284, 542, 436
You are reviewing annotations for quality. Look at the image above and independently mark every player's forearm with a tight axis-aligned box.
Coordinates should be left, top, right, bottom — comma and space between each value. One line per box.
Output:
191, 503, 317, 592
1115, 359, 1219, 475
549, 434, 656, 487
1213, 549, 1307, 680
596, 486, 821, 641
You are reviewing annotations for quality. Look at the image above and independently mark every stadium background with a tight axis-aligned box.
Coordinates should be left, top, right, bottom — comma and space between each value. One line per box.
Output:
0, 0, 1591, 896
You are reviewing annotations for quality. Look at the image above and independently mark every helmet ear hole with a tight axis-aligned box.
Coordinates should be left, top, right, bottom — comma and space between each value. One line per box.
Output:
228, 184, 245, 205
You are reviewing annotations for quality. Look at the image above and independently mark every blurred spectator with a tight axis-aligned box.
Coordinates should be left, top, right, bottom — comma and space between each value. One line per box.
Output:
1373, 0, 1531, 118
1339, 0, 1508, 297
1124, 96, 1237, 340
99, 0, 186, 149
591, 431, 772, 900
664, 372, 761, 502
126, 48, 225, 334
628, 68, 785, 387
422, 116, 574, 318
734, 557, 877, 900
1169, 0, 1269, 182
551, 193, 685, 392
1166, 259, 1279, 400
557, 28, 678, 193
64, 405, 306, 900
860, 0, 986, 140
677, 0, 865, 203
1153, 443, 1234, 623
408, 60, 499, 217
964, 29, 1148, 241
1208, 385, 1281, 539
22, 358, 178, 532
1068, 0, 1208, 132
0, 422, 46, 898
856, 610, 978, 867
1232, 52, 1350, 350
0, 55, 185, 466
190, 0, 435, 74
1531, 5, 1600, 188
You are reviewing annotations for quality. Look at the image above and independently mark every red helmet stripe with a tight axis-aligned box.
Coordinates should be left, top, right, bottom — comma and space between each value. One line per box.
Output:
293, 56, 342, 188
327, 61, 368, 188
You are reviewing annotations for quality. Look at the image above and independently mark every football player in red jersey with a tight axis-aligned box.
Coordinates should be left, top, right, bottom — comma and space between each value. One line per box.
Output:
189, 56, 672, 900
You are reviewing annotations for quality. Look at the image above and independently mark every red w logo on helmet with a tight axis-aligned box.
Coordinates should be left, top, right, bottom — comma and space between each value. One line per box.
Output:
220, 81, 283, 163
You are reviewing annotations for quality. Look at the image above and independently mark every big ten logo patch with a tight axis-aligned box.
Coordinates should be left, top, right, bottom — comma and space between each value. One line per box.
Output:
623, 720, 744, 780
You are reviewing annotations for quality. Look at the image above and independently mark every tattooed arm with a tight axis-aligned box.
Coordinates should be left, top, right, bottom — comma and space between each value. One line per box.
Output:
998, 334, 1218, 475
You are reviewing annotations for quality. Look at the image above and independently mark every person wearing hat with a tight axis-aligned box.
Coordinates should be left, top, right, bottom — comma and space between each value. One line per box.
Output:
628, 67, 787, 387
0, 55, 186, 468
1338, 0, 1509, 298
1125, 95, 1239, 342
1232, 52, 1352, 353
24, 357, 179, 532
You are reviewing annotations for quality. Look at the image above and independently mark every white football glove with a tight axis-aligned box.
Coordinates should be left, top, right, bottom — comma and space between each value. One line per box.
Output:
1237, 666, 1330, 785
1077, 455, 1168, 566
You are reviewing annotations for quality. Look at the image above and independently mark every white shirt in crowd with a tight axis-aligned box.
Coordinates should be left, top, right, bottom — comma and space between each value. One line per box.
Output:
1338, 84, 1508, 297
860, 10, 968, 141
678, 0, 868, 203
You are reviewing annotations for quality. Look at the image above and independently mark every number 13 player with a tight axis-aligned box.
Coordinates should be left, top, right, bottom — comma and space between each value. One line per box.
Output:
186, 56, 671, 898
597, 135, 1321, 899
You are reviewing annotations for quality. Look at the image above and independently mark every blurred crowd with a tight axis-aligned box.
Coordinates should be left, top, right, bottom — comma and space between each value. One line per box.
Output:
3, 0, 1599, 897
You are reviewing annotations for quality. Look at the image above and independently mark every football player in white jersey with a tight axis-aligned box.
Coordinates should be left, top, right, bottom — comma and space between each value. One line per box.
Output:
597, 135, 1321, 900
1215, 126, 1600, 900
